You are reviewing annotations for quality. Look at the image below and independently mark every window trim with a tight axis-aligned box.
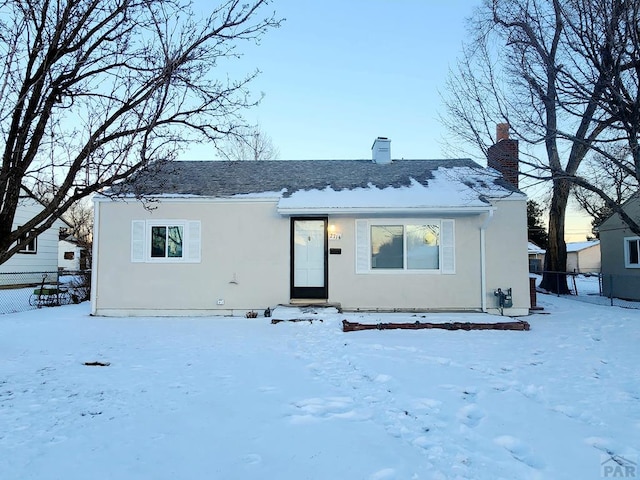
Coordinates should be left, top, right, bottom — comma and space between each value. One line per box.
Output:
131, 220, 201, 264
18, 228, 37, 254
150, 224, 184, 259
355, 218, 455, 275
624, 236, 640, 269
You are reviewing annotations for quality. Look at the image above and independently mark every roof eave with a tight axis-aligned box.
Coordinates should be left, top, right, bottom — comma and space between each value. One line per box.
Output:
276, 205, 496, 216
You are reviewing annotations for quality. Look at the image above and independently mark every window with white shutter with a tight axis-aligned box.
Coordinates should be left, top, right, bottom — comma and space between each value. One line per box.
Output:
131, 220, 201, 263
131, 220, 145, 262
355, 219, 454, 274
440, 219, 455, 274
355, 219, 370, 273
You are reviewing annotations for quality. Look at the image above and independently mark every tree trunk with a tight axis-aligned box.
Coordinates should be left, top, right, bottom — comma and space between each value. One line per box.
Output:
540, 177, 571, 294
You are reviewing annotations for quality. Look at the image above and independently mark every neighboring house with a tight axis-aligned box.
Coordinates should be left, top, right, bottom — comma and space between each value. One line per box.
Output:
599, 194, 640, 300
528, 242, 545, 273
91, 135, 530, 317
565, 240, 600, 274
58, 234, 90, 271
0, 193, 67, 285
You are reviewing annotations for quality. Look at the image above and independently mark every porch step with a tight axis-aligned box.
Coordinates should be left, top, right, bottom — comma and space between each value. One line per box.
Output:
271, 303, 342, 323
287, 299, 342, 312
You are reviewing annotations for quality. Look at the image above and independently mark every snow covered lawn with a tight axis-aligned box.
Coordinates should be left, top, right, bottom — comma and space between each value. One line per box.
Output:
1, 294, 638, 479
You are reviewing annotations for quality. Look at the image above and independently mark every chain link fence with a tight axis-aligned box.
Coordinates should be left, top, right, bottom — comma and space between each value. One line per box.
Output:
600, 273, 640, 309
0, 270, 91, 315
536, 271, 640, 310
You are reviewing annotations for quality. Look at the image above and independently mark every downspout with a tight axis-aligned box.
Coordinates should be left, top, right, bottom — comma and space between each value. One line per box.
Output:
480, 209, 495, 312
90, 198, 100, 315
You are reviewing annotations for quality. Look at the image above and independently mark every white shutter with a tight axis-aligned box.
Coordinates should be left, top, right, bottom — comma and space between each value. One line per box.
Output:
131, 220, 146, 262
440, 219, 455, 274
186, 221, 201, 263
355, 219, 370, 273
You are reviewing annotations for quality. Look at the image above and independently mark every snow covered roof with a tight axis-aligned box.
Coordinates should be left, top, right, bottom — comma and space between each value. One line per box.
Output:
566, 240, 600, 253
112, 159, 523, 213
528, 242, 545, 254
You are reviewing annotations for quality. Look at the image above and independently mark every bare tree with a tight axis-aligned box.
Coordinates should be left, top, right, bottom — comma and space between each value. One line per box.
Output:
62, 198, 94, 245
219, 125, 280, 160
0, 0, 281, 265
559, 0, 640, 227
442, 0, 639, 293
527, 200, 548, 249
573, 146, 639, 237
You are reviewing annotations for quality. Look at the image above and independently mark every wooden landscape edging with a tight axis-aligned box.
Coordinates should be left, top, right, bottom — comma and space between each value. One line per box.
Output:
342, 319, 530, 332
271, 318, 323, 324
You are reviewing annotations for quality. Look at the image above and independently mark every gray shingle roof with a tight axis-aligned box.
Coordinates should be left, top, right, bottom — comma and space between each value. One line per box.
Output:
115, 158, 515, 197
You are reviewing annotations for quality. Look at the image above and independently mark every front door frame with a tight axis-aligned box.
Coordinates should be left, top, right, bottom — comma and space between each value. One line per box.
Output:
290, 217, 328, 299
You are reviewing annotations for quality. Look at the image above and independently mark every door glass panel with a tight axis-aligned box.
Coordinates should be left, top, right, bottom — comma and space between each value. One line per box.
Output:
294, 220, 325, 287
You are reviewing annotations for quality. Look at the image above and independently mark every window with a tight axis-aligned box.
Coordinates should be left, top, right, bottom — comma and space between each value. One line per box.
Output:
18, 228, 37, 254
371, 225, 404, 268
151, 226, 183, 258
64, 251, 75, 260
356, 219, 454, 274
131, 220, 200, 263
407, 224, 440, 269
624, 237, 640, 268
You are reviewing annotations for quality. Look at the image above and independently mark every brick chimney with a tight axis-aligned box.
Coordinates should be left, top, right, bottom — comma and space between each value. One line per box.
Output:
487, 123, 519, 188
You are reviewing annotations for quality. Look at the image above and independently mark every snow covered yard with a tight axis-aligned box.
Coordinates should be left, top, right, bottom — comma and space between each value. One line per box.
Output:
1, 294, 638, 480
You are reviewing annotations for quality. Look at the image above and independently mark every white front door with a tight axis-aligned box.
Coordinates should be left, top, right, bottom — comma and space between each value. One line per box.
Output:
291, 218, 327, 299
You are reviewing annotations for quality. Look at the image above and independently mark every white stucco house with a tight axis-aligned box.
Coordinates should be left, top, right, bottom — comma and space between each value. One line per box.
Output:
0, 194, 67, 286
91, 137, 530, 317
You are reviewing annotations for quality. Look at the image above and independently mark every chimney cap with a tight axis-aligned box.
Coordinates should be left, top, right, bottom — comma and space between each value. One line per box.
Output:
371, 136, 389, 148
496, 123, 510, 142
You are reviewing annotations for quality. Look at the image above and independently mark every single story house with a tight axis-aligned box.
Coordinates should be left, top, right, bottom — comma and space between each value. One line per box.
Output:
599, 194, 640, 300
565, 240, 600, 274
0, 193, 68, 286
58, 234, 90, 271
528, 241, 545, 273
91, 136, 530, 317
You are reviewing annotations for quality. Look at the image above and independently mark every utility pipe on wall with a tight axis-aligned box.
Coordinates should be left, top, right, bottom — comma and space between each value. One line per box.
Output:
480, 209, 495, 312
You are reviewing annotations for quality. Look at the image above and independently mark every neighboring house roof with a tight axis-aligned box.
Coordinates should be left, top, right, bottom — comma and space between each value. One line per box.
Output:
59, 234, 86, 247
566, 240, 600, 253
528, 242, 545, 254
599, 191, 640, 232
111, 159, 522, 213
17, 187, 74, 231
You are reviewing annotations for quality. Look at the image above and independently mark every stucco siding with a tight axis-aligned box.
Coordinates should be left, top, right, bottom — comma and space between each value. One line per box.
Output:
93, 199, 290, 315
93, 195, 530, 316
483, 199, 530, 314
326, 216, 482, 311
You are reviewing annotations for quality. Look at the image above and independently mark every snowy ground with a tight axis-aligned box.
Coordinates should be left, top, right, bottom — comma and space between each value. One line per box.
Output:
1, 288, 639, 479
